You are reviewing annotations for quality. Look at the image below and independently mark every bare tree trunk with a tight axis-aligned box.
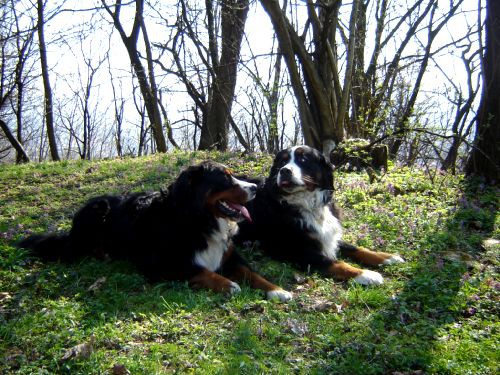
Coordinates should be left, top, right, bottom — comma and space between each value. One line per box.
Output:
199, 0, 249, 150
78, 53, 106, 160
441, 60, 478, 172
115, 107, 123, 157
37, 0, 59, 161
350, 0, 370, 138
108, 55, 124, 157
132, 85, 147, 157
102, 0, 167, 153
15, 84, 24, 163
158, 91, 180, 149
267, 48, 282, 153
442, 136, 460, 173
12, 7, 34, 163
438, 40, 479, 172
260, 0, 350, 154
337, 0, 360, 137
389, 0, 463, 159
140, 18, 177, 150
0, 119, 29, 163
466, 0, 500, 181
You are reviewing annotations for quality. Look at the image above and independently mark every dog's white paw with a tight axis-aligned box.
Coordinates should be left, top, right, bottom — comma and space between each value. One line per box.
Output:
266, 289, 293, 302
354, 270, 384, 285
229, 281, 241, 294
382, 254, 405, 265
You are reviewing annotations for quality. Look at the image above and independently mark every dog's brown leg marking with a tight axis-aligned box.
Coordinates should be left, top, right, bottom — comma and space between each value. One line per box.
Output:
227, 264, 282, 293
342, 246, 395, 266
325, 261, 364, 280
188, 269, 236, 293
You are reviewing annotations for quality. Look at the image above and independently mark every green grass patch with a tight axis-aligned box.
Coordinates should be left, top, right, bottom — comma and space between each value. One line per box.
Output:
1, 152, 498, 374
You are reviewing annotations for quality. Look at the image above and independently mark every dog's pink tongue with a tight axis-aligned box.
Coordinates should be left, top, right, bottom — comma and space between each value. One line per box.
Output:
227, 202, 252, 222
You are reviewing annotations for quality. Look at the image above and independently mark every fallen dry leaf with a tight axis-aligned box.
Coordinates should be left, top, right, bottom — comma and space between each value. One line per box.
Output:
441, 251, 477, 268
60, 335, 95, 362
0, 292, 12, 302
111, 364, 131, 375
87, 277, 107, 292
482, 238, 499, 251
285, 318, 309, 336
300, 297, 347, 313
293, 273, 306, 284
306, 299, 334, 312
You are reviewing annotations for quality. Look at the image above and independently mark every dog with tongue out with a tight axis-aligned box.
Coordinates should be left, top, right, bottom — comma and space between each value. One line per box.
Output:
19, 161, 292, 301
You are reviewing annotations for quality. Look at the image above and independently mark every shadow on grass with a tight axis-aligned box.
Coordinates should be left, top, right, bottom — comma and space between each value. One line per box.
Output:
0, 252, 246, 372
319, 178, 499, 374
1, 167, 497, 374
0, 153, 281, 373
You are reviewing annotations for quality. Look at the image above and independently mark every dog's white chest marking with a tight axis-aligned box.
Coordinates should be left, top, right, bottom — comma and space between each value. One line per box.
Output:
194, 218, 238, 272
283, 190, 342, 260
306, 206, 342, 260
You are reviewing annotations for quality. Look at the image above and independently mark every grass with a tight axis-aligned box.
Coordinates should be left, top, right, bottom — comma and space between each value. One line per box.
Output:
0, 151, 498, 374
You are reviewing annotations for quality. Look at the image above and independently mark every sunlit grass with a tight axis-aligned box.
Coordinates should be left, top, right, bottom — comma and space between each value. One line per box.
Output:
1, 152, 498, 374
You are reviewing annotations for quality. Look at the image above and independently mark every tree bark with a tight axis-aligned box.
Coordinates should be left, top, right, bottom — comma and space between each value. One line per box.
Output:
350, 0, 369, 138
267, 48, 282, 154
389, 0, 463, 159
37, 0, 60, 161
12, 8, 34, 163
259, 0, 333, 151
466, 0, 500, 181
337, 0, 360, 137
440, 45, 479, 173
102, 0, 167, 153
0, 119, 30, 163
199, 0, 249, 150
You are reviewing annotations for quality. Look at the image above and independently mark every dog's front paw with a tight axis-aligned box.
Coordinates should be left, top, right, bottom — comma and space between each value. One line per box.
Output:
266, 288, 293, 302
382, 254, 405, 265
354, 270, 384, 285
228, 281, 241, 294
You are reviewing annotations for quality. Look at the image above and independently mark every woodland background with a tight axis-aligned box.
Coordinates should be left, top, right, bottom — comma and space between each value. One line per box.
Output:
0, 0, 498, 181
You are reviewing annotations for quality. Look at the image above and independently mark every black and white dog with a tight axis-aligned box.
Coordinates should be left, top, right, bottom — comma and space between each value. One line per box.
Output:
20, 161, 292, 301
237, 146, 404, 285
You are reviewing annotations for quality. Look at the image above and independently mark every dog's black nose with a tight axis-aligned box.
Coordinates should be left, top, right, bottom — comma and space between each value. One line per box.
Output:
280, 168, 292, 178
249, 184, 257, 193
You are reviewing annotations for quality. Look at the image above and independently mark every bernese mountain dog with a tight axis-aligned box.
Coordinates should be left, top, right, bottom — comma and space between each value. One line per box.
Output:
237, 146, 404, 285
19, 161, 292, 301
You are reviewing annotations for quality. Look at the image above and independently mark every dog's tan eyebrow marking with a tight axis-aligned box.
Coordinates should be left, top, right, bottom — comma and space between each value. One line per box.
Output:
224, 168, 233, 175
295, 147, 304, 155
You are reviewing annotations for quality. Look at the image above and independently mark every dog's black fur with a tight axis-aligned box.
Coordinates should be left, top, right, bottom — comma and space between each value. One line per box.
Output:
19, 161, 292, 299
237, 146, 337, 267
237, 145, 404, 285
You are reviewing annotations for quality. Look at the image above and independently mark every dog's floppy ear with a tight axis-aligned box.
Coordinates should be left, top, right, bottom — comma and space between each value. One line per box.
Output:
318, 150, 335, 171
266, 149, 287, 189
319, 152, 335, 201
324, 158, 335, 181
169, 164, 206, 210
179, 164, 205, 186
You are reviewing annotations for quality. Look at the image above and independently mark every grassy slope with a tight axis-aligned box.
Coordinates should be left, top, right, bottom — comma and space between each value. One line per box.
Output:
0, 151, 498, 374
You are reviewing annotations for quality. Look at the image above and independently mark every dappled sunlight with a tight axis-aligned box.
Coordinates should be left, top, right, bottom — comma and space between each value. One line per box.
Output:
1, 153, 498, 373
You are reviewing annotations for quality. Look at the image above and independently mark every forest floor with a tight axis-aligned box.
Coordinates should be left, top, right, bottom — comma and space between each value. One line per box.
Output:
0, 151, 498, 374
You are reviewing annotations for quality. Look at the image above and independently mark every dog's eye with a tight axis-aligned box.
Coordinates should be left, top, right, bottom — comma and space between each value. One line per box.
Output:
297, 154, 307, 163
